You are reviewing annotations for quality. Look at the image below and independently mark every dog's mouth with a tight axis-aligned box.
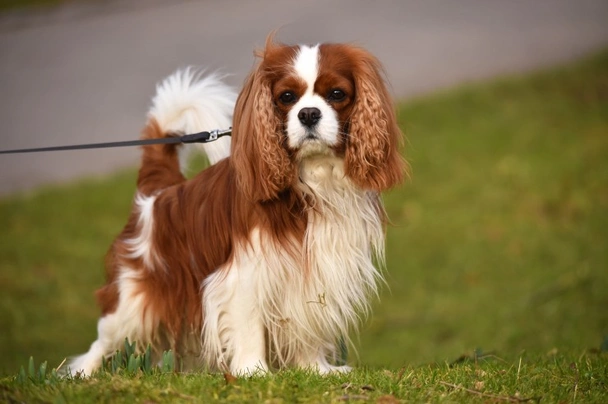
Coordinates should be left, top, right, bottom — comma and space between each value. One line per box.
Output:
298, 131, 326, 149
296, 137, 334, 160
283, 127, 320, 142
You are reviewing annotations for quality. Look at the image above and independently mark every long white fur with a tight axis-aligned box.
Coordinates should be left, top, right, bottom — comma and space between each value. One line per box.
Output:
202, 232, 270, 374
123, 194, 162, 269
201, 156, 384, 375
149, 68, 237, 169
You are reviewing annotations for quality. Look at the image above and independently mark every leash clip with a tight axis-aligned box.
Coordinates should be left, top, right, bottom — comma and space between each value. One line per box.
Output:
181, 128, 232, 144
208, 129, 219, 141
209, 127, 232, 141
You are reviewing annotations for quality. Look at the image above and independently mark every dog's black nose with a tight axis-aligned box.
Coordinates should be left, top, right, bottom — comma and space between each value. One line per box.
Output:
298, 107, 321, 128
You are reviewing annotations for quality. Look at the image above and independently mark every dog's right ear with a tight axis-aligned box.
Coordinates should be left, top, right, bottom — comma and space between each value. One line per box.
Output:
231, 45, 296, 202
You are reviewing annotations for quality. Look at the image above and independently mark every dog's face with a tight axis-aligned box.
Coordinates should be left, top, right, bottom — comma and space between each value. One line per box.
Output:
270, 44, 355, 158
231, 40, 405, 201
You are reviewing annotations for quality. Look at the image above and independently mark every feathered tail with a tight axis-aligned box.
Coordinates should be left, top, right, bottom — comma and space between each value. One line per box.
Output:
138, 69, 236, 195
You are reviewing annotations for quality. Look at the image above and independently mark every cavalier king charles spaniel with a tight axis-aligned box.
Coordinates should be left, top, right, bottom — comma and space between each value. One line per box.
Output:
68, 37, 406, 376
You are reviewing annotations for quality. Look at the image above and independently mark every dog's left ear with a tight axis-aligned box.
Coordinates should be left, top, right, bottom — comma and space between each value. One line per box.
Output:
344, 49, 406, 191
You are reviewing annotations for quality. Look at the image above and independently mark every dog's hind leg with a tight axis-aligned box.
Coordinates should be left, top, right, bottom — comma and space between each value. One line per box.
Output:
67, 269, 160, 376
66, 313, 123, 376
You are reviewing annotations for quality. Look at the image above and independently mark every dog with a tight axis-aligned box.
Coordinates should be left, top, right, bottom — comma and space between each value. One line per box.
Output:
68, 36, 406, 376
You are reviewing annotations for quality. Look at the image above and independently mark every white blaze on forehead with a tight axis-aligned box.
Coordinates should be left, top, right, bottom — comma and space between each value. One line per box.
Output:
293, 45, 320, 94
287, 44, 339, 152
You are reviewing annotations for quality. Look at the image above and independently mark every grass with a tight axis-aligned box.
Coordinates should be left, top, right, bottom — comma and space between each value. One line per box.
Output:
3, 354, 607, 403
1, 50, 608, 401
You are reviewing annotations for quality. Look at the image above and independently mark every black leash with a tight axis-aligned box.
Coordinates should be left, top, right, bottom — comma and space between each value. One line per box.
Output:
0, 128, 232, 155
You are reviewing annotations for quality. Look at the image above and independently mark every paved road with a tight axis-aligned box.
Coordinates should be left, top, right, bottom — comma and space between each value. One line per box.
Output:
1, 0, 607, 195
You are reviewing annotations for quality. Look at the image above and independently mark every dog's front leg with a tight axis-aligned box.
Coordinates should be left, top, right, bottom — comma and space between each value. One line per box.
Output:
203, 250, 268, 376
226, 262, 268, 375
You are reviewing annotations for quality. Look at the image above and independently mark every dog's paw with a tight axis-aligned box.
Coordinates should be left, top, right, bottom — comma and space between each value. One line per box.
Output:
299, 357, 353, 375
316, 364, 352, 375
231, 360, 269, 377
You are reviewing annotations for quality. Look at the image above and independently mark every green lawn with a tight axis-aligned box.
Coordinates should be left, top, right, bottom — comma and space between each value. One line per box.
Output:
1, 51, 607, 402
3, 354, 607, 403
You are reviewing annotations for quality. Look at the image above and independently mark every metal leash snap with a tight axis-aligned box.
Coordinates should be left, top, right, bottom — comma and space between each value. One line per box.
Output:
208, 128, 232, 142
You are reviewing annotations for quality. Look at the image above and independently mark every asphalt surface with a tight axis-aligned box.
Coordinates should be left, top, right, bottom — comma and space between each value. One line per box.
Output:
1, 0, 607, 195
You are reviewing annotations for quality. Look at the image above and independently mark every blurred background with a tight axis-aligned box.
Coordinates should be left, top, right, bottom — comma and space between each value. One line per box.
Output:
1, 0, 607, 194
0, 0, 607, 375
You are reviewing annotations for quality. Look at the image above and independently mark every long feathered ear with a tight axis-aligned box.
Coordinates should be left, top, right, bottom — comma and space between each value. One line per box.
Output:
344, 49, 407, 191
231, 63, 295, 202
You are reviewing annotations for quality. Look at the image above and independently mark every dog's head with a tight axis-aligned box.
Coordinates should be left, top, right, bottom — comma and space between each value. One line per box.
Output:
231, 37, 406, 201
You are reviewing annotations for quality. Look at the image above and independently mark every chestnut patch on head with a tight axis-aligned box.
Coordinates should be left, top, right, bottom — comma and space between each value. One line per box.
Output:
272, 75, 307, 120
315, 45, 358, 151
318, 43, 406, 191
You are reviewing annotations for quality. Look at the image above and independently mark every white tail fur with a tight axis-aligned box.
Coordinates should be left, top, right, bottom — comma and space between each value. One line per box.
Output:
148, 68, 236, 168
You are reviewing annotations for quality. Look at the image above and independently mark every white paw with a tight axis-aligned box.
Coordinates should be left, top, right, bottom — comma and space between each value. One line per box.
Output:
64, 354, 102, 377
231, 360, 269, 377
316, 364, 353, 375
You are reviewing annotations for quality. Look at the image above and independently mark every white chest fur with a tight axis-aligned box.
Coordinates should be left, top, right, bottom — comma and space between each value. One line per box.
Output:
202, 156, 386, 374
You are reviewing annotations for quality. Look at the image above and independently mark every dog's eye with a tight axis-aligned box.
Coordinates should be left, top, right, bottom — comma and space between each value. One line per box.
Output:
327, 89, 346, 102
279, 91, 297, 105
